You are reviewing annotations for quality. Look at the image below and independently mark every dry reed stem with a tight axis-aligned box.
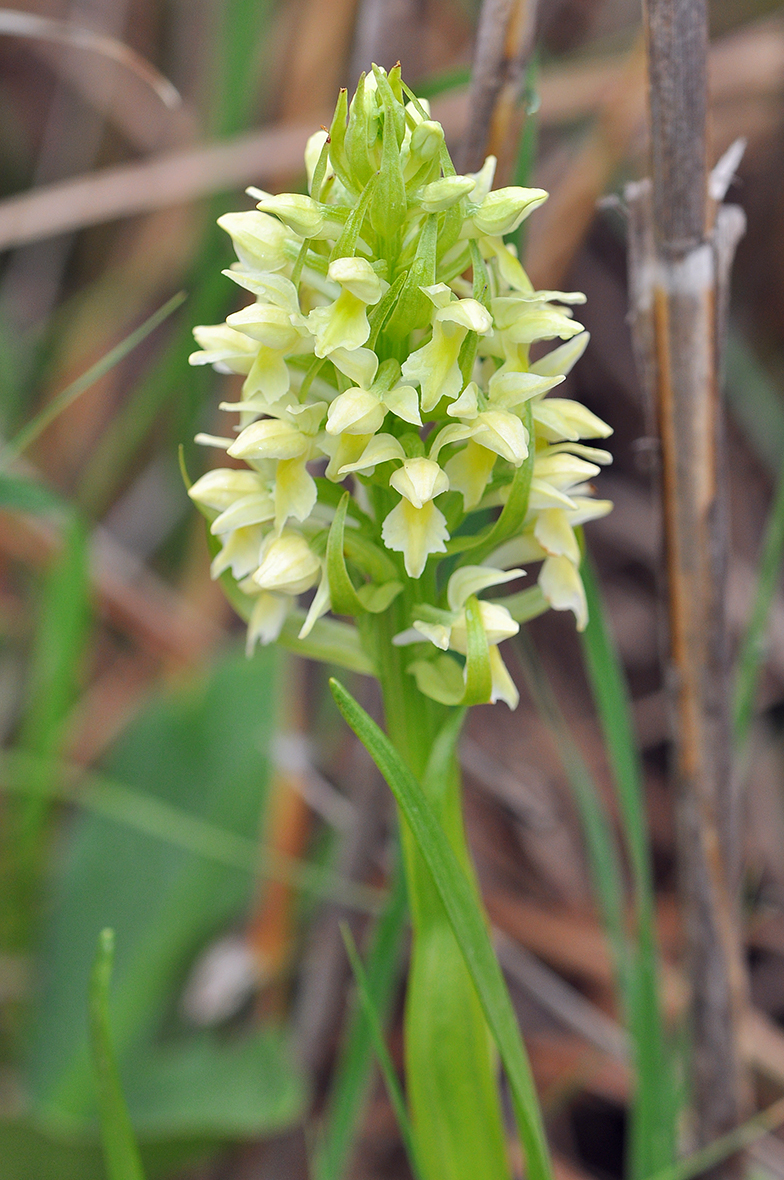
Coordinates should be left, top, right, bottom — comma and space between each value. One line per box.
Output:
460, 0, 539, 179
627, 0, 751, 1160
0, 19, 782, 253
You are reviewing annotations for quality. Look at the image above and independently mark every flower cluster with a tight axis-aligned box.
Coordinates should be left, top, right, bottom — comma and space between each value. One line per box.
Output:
188, 65, 612, 709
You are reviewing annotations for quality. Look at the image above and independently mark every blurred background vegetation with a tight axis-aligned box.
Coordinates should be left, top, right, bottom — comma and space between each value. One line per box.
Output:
2, 0, 784, 1177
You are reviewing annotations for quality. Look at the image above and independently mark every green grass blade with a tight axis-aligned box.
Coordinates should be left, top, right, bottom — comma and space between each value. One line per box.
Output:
339, 922, 424, 1180
1, 293, 185, 465
0, 750, 384, 915
646, 1093, 784, 1180
89, 929, 146, 1180
579, 552, 676, 1178
733, 459, 784, 749
0, 474, 65, 514
1, 515, 90, 951
725, 328, 784, 481
329, 677, 554, 1180
724, 330, 784, 746
515, 630, 631, 997
314, 860, 408, 1180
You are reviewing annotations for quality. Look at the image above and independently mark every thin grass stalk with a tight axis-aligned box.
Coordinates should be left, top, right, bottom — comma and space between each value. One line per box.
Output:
627, 0, 750, 1160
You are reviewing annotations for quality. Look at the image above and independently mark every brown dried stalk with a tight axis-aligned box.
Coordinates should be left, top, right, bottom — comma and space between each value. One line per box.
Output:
627, 0, 750, 1162
460, 0, 539, 179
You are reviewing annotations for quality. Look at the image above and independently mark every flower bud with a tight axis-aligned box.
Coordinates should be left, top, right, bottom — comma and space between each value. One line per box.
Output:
326, 388, 385, 436
188, 468, 267, 512
253, 532, 321, 596
226, 304, 302, 351
255, 193, 325, 238
228, 419, 309, 462
467, 187, 548, 237
370, 69, 407, 237
217, 211, 291, 273
420, 175, 475, 212
410, 119, 443, 164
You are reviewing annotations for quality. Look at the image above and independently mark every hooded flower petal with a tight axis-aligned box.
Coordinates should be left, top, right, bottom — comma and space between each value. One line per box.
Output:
217, 210, 292, 273
389, 457, 449, 508
337, 432, 405, 474
189, 324, 258, 374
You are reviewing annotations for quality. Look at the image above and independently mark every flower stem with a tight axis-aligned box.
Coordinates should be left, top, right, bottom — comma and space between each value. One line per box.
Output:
365, 596, 512, 1180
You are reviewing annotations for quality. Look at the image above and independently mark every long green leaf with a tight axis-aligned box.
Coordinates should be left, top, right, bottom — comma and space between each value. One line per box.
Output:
339, 923, 424, 1180
1, 293, 185, 465
0, 750, 383, 915
579, 552, 676, 1179
89, 929, 146, 1180
329, 677, 554, 1180
314, 859, 408, 1180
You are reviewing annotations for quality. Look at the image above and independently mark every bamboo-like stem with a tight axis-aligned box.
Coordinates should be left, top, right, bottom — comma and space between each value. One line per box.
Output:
460, 0, 538, 179
628, 0, 750, 1165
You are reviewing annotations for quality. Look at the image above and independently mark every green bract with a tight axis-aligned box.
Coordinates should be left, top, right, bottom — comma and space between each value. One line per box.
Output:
188, 64, 613, 708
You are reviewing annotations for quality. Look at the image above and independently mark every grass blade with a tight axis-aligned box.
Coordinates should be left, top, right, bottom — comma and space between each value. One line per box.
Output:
2, 292, 185, 464
733, 461, 784, 749
329, 677, 554, 1180
0, 474, 65, 515
89, 929, 146, 1180
647, 1093, 784, 1180
314, 860, 408, 1180
1, 516, 90, 951
0, 750, 384, 915
339, 922, 424, 1180
579, 551, 676, 1178
515, 630, 631, 997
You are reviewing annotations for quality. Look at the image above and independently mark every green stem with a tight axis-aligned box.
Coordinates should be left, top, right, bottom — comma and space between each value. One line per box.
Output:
364, 596, 512, 1180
